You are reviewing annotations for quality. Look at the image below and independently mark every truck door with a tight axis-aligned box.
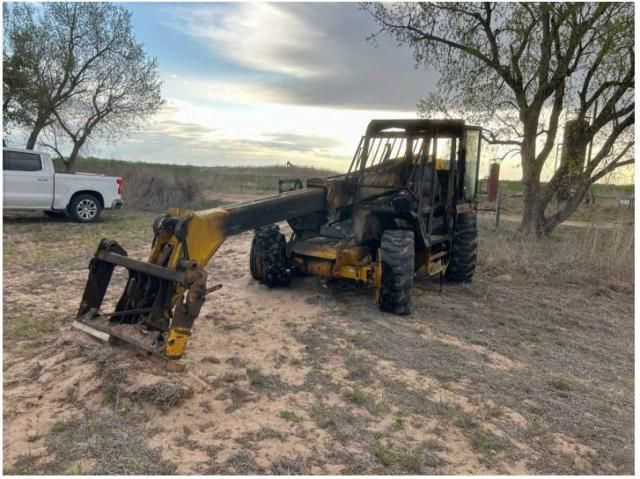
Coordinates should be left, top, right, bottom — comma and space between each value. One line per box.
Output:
3, 150, 53, 209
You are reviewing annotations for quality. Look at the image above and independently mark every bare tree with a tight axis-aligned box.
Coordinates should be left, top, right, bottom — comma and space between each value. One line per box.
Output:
3, 3, 163, 169
365, 2, 634, 236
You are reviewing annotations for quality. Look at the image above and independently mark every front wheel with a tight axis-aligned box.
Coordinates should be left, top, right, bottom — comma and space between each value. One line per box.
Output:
378, 230, 414, 315
251, 225, 291, 287
446, 212, 478, 282
69, 193, 102, 223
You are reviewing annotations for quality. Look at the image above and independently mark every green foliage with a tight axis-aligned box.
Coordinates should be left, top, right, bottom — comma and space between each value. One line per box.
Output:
279, 410, 303, 423
369, 440, 396, 467
547, 377, 574, 392
3, 3, 163, 167
343, 388, 369, 406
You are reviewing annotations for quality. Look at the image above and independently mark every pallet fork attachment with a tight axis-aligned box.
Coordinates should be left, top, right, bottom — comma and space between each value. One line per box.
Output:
75, 237, 209, 359
75, 189, 326, 360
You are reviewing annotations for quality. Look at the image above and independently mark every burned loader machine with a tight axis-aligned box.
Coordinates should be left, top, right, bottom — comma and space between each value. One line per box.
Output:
76, 119, 482, 360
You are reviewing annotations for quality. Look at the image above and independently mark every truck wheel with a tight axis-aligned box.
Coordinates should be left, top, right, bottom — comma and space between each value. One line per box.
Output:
69, 193, 102, 223
378, 230, 414, 315
253, 225, 291, 287
446, 212, 478, 282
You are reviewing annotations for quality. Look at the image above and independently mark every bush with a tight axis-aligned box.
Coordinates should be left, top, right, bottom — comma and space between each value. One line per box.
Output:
123, 170, 207, 211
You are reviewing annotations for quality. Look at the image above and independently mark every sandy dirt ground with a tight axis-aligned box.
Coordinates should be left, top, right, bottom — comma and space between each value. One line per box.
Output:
2, 204, 634, 474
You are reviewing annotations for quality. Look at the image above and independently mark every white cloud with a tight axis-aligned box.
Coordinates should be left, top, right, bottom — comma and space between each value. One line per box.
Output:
98, 99, 418, 172
161, 74, 290, 106
162, 3, 438, 110
168, 3, 326, 78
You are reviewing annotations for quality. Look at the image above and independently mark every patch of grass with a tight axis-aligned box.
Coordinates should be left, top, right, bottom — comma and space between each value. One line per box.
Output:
397, 442, 445, 473
547, 376, 574, 392
343, 387, 369, 406
311, 404, 360, 442
129, 382, 193, 411
207, 449, 264, 474
4, 312, 59, 342
525, 418, 549, 439
42, 411, 176, 474
369, 440, 396, 467
89, 351, 127, 408
344, 351, 373, 382
216, 386, 254, 413
393, 417, 405, 430
271, 456, 308, 475
246, 366, 285, 394
226, 450, 261, 474
247, 367, 269, 387
68, 462, 86, 474
433, 368, 462, 383
472, 428, 507, 455
101, 388, 118, 406
10, 453, 40, 474
373, 394, 392, 415
454, 410, 477, 430
279, 410, 303, 423
255, 427, 285, 441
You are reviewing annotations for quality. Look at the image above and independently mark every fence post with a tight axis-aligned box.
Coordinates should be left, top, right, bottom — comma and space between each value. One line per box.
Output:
495, 192, 501, 229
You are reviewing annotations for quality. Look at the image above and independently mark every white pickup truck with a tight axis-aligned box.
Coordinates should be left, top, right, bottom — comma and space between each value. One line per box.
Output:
3, 147, 123, 223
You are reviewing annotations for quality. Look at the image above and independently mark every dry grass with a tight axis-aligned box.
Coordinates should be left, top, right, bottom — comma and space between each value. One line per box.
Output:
123, 169, 210, 210
42, 411, 175, 475
3, 188, 634, 474
56, 157, 340, 206
7, 411, 175, 475
479, 219, 634, 284
129, 381, 194, 411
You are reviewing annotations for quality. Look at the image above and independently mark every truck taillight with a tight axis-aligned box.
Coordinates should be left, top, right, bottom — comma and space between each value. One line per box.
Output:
117, 178, 123, 195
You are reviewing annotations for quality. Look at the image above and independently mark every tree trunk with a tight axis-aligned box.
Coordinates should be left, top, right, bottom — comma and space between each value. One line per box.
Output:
520, 176, 546, 237
65, 143, 82, 172
519, 119, 546, 237
25, 121, 45, 150
541, 181, 591, 234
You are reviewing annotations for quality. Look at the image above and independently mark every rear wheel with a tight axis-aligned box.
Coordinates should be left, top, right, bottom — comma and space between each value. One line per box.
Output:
446, 212, 478, 282
69, 193, 102, 223
252, 225, 291, 287
378, 230, 414, 315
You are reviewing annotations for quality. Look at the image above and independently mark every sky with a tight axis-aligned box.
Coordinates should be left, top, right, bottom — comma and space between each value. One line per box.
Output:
93, 2, 441, 174
4, 2, 540, 180
4, 2, 632, 183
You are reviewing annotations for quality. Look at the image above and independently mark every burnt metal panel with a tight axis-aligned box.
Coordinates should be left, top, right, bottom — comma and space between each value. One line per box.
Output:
223, 187, 327, 235
366, 119, 465, 136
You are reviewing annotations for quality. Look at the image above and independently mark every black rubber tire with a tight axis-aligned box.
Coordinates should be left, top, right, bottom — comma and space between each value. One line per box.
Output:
446, 212, 478, 282
253, 225, 291, 287
379, 230, 414, 316
44, 210, 67, 218
249, 235, 263, 280
69, 193, 102, 223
